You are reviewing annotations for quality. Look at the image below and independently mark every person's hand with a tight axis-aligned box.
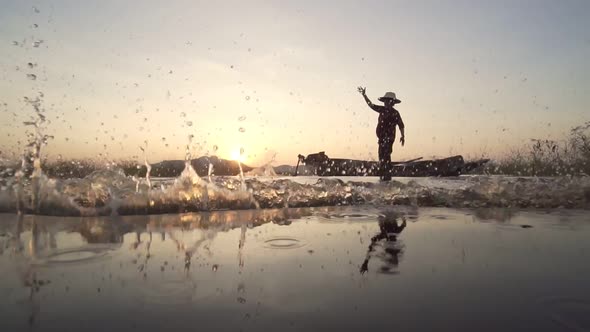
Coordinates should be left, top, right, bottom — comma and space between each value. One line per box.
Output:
357, 86, 366, 95
400, 136, 405, 146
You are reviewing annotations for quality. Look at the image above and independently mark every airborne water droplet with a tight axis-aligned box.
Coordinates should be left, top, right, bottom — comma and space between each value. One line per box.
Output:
245, 96, 250, 101
185, 121, 193, 127
238, 115, 246, 121
238, 127, 245, 133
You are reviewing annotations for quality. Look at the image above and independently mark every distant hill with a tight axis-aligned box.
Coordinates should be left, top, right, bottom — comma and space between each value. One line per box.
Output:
146, 156, 253, 177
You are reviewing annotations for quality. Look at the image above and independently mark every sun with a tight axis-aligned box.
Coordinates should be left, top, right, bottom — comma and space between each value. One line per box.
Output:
230, 148, 246, 163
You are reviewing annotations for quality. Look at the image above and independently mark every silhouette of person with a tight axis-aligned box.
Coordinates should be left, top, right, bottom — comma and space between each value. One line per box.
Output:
360, 212, 407, 274
358, 87, 405, 181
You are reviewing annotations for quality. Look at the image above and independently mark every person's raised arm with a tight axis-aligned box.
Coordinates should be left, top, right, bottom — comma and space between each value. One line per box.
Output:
357, 86, 380, 112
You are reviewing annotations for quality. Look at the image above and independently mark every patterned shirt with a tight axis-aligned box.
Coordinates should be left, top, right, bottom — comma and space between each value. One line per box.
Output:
367, 103, 405, 139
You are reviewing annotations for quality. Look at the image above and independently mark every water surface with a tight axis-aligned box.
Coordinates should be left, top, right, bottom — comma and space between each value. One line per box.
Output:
1, 206, 589, 331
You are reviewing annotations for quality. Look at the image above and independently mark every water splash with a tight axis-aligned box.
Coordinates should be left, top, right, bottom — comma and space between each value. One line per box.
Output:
245, 152, 277, 177
208, 145, 218, 182
20, 95, 53, 214
1, 172, 590, 216
1, 107, 589, 217
139, 144, 152, 190
237, 147, 245, 189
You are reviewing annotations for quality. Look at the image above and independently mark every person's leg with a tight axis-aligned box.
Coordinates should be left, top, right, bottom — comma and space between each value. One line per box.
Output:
378, 139, 387, 180
382, 139, 393, 181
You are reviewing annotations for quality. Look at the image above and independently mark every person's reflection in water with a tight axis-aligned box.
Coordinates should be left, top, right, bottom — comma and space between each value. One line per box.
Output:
238, 224, 247, 270
360, 210, 407, 275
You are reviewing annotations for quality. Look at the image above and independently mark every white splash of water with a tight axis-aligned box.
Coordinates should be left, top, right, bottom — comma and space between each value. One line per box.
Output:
237, 147, 245, 189
139, 144, 152, 190
21, 95, 53, 214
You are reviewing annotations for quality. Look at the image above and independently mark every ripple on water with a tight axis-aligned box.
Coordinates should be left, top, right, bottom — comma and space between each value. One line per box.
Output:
317, 212, 379, 222
33, 244, 119, 267
539, 297, 590, 332
334, 213, 379, 219
263, 236, 307, 249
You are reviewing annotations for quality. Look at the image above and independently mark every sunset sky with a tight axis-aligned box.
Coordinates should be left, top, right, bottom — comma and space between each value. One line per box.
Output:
1, 0, 589, 166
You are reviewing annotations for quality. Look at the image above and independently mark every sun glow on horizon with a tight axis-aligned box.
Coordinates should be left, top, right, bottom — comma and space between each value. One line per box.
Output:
230, 147, 246, 163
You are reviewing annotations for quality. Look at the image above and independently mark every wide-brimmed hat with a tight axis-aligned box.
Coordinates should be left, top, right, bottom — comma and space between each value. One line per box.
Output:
378, 92, 401, 104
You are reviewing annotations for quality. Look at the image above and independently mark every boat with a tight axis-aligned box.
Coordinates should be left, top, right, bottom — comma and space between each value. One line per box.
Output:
294, 152, 489, 177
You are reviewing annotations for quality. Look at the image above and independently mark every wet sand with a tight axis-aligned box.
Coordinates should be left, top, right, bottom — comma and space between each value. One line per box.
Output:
0, 206, 589, 331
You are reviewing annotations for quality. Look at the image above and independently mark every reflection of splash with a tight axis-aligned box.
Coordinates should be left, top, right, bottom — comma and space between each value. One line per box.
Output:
472, 208, 515, 223
7, 216, 50, 328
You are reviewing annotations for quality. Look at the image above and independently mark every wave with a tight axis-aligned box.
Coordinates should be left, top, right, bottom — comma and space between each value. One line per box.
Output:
1, 162, 589, 216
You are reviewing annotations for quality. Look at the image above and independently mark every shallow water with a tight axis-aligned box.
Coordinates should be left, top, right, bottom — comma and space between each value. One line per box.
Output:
1, 206, 589, 331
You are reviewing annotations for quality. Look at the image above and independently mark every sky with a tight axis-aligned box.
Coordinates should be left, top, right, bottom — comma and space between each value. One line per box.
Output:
0, 0, 589, 166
